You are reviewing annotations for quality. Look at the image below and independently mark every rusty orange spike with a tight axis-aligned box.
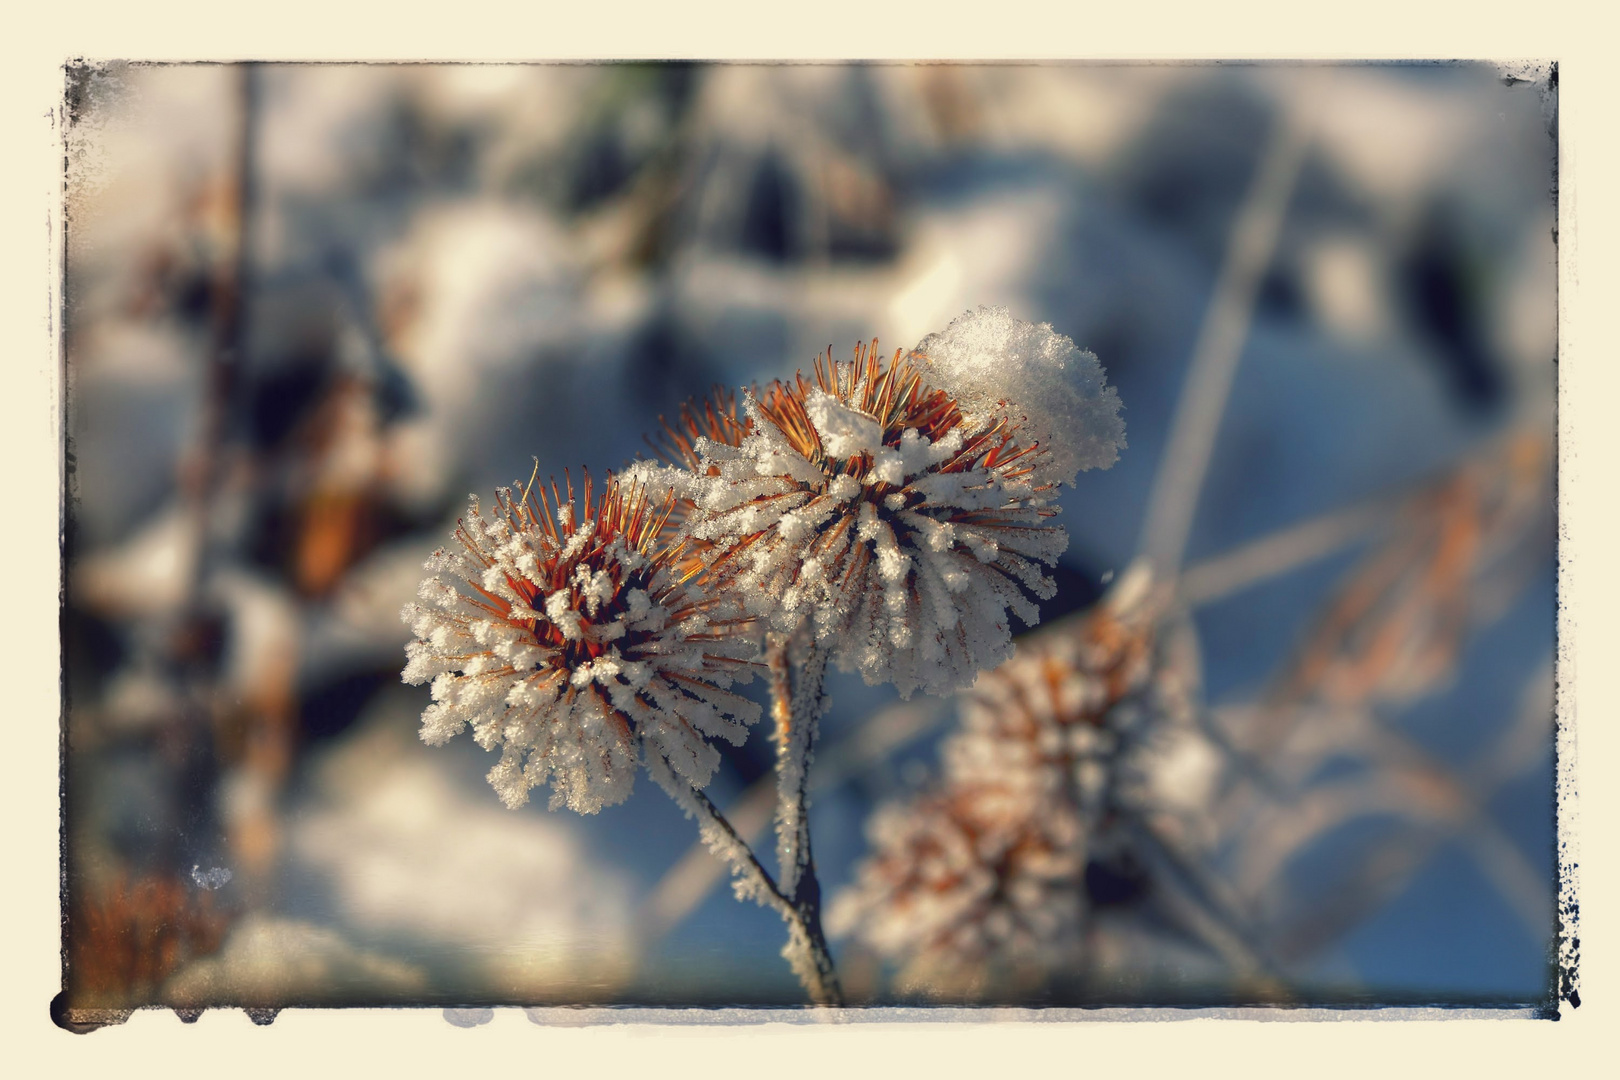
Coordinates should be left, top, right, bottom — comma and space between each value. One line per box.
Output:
538, 480, 561, 545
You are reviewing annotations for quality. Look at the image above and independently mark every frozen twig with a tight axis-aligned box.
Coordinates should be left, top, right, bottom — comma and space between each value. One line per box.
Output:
647, 755, 842, 1005
767, 632, 841, 1004
639, 781, 778, 941
639, 697, 947, 940
771, 632, 828, 900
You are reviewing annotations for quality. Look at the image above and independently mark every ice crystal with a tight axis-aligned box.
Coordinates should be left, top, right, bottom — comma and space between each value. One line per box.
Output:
401, 474, 760, 814
631, 387, 754, 574
683, 331, 1120, 698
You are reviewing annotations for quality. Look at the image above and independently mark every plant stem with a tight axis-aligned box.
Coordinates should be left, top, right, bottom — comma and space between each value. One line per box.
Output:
1137, 108, 1309, 577
766, 633, 842, 1005
649, 755, 841, 1005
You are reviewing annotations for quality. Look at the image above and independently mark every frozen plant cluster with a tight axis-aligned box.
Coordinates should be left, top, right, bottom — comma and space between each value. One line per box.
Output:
401, 476, 759, 814
666, 309, 1124, 698
827, 564, 1198, 997
402, 306, 1125, 1005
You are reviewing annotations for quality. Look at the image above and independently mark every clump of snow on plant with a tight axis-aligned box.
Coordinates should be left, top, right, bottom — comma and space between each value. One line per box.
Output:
911, 306, 1125, 487
401, 488, 759, 815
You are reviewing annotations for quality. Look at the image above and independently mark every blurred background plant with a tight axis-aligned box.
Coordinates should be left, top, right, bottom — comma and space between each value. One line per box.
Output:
59, 60, 1556, 1019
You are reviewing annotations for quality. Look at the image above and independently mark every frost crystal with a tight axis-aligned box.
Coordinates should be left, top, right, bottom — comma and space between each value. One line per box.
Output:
633, 387, 754, 574
684, 334, 1120, 698
911, 306, 1125, 487
401, 474, 760, 814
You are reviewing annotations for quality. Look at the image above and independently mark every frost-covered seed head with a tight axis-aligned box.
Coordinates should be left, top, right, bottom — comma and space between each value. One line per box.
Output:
824, 784, 1085, 998
401, 472, 760, 815
827, 568, 1200, 997
685, 331, 1120, 698
947, 568, 1181, 815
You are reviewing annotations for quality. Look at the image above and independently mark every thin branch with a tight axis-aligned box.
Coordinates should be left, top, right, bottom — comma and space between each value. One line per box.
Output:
1138, 109, 1312, 575
639, 780, 778, 941
1122, 812, 1289, 995
1241, 658, 1555, 957
1179, 495, 1397, 608
771, 633, 827, 900
690, 788, 794, 914
767, 633, 842, 1005
638, 697, 947, 940
646, 752, 842, 1006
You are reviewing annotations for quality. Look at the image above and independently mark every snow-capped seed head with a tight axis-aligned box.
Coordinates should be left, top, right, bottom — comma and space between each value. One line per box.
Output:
911, 306, 1125, 487
400, 471, 760, 815
685, 332, 1120, 698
